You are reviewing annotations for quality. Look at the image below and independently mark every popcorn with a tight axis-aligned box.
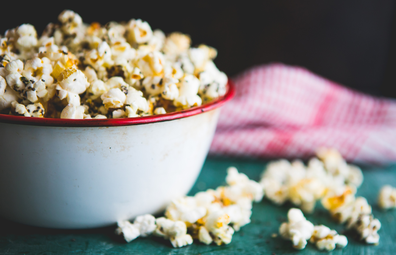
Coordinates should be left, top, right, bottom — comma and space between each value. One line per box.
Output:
11, 101, 45, 117
198, 226, 213, 245
124, 88, 148, 116
115, 214, 157, 243
163, 33, 191, 58
84, 41, 114, 71
126, 19, 153, 45
112, 109, 126, 118
279, 208, 314, 250
353, 214, 381, 244
204, 207, 235, 245
56, 68, 89, 106
15, 24, 38, 52
60, 104, 86, 119
225, 167, 264, 203
165, 196, 207, 225
154, 107, 166, 115
101, 88, 126, 109
154, 217, 193, 248
116, 220, 140, 242
133, 214, 157, 237
0, 10, 227, 119
0, 76, 19, 111
198, 61, 228, 101
174, 74, 202, 109
288, 178, 325, 213
260, 149, 364, 214
160, 77, 179, 100
58, 10, 83, 35
137, 51, 165, 77
378, 185, 396, 210
310, 225, 348, 251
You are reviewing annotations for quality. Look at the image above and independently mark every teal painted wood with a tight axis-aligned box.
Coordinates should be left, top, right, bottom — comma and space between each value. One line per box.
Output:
0, 157, 396, 254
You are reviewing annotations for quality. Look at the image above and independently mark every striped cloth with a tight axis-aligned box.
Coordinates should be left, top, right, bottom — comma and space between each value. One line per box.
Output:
209, 63, 396, 165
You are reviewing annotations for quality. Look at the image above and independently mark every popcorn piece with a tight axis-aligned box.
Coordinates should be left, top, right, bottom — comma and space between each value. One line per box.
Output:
56, 68, 89, 106
0, 77, 20, 111
58, 10, 83, 35
11, 101, 45, 117
154, 217, 193, 248
60, 104, 86, 119
378, 184, 396, 210
165, 196, 207, 225
310, 225, 348, 251
174, 74, 202, 109
163, 32, 191, 57
112, 109, 126, 118
126, 19, 153, 45
111, 41, 136, 67
225, 166, 264, 203
288, 178, 325, 213
86, 80, 107, 100
137, 52, 165, 77
279, 208, 314, 250
204, 208, 234, 245
101, 88, 126, 109
15, 24, 38, 58
321, 186, 357, 222
154, 107, 166, 115
94, 114, 107, 119
198, 61, 228, 100
5, 60, 25, 93
125, 87, 149, 117
133, 214, 156, 237
198, 226, 213, 245
222, 199, 252, 231
353, 214, 381, 244
115, 215, 156, 243
84, 41, 114, 71
321, 186, 380, 244
160, 77, 179, 100
115, 220, 140, 242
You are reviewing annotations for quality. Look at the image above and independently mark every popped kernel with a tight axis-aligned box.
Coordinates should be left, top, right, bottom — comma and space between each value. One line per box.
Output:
378, 184, 396, 210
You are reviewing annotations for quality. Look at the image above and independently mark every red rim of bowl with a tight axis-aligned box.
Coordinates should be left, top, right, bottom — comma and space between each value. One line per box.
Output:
0, 79, 235, 127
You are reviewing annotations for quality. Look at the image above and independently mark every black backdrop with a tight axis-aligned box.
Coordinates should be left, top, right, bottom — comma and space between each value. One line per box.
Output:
2, 0, 396, 98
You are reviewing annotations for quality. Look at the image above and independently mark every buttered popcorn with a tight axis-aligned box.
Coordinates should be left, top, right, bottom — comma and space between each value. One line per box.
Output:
0, 10, 228, 119
259, 149, 363, 213
378, 184, 396, 210
115, 166, 263, 248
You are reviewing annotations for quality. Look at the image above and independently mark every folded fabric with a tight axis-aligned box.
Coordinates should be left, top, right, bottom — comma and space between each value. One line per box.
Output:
209, 63, 396, 165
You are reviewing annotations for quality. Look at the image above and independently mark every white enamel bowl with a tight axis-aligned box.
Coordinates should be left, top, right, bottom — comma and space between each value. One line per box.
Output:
0, 81, 234, 229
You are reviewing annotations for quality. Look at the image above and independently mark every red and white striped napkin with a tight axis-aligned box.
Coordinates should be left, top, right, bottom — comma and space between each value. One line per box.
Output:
210, 63, 396, 165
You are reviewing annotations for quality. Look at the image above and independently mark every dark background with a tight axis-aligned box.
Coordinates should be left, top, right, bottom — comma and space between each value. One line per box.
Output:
2, 0, 396, 98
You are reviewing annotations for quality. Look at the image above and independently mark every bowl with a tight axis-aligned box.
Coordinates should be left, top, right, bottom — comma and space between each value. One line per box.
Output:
0, 81, 235, 229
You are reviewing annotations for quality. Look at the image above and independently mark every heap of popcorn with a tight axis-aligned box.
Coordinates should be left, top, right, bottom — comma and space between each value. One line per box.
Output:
116, 148, 396, 251
0, 10, 227, 119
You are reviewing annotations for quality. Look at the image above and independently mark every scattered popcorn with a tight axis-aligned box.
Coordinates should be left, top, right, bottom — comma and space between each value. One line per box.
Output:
310, 225, 348, 251
204, 208, 235, 245
260, 149, 363, 213
111, 148, 384, 250
115, 214, 156, 243
116, 220, 140, 242
279, 208, 314, 250
378, 184, 396, 210
0, 10, 227, 118
353, 214, 381, 244
153, 217, 193, 248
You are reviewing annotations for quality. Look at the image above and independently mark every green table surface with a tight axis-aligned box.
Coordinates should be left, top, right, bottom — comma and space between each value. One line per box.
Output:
1, 156, 396, 255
